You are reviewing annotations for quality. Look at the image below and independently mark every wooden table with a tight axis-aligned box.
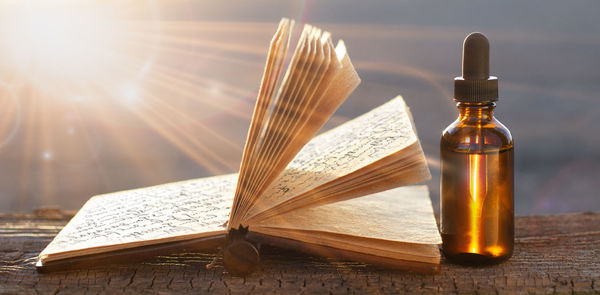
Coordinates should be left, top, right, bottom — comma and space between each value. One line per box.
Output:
1, 209, 598, 294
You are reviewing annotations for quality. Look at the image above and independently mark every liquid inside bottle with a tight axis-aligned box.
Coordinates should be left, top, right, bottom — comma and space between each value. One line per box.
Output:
441, 140, 513, 263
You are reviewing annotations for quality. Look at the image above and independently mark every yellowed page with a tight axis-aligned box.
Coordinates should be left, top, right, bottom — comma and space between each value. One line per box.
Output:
254, 228, 439, 263
251, 37, 351, 215
252, 185, 441, 261
232, 24, 358, 228
245, 95, 426, 221
231, 18, 292, 225
268, 142, 430, 218
238, 28, 337, 223
237, 25, 321, 221
39, 174, 237, 262
230, 24, 313, 227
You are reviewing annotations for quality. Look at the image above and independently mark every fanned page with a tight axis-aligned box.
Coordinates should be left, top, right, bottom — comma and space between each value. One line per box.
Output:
229, 19, 360, 228
38, 174, 237, 264
243, 95, 430, 224
252, 185, 441, 264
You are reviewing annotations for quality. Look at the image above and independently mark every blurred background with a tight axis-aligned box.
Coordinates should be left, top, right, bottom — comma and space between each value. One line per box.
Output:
0, 0, 598, 215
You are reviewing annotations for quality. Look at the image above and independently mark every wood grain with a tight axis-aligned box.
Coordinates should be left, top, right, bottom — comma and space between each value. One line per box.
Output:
1, 210, 599, 294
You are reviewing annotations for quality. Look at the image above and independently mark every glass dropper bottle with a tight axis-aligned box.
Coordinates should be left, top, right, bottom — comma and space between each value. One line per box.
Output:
440, 32, 514, 264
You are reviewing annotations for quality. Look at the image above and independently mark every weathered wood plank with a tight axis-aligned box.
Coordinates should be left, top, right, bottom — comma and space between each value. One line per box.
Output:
0, 211, 599, 294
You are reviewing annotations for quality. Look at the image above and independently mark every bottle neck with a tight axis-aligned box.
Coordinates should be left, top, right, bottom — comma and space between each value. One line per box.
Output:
457, 102, 495, 123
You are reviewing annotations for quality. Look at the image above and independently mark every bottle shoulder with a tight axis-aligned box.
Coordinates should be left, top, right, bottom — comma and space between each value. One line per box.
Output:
441, 117, 513, 153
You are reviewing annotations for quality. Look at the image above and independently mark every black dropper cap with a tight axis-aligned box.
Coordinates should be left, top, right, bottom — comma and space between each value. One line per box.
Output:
454, 32, 498, 103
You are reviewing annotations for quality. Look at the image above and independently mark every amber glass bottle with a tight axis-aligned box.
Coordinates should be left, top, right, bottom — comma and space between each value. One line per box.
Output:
440, 32, 514, 264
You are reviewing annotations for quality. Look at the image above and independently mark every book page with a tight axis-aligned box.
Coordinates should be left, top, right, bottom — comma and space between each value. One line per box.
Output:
252, 185, 441, 261
230, 21, 359, 228
245, 96, 421, 220
256, 185, 440, 244
251, 39, 356, 215
237, 25, 324, 219
39, 174, 237, 262
231, 18, 292, 222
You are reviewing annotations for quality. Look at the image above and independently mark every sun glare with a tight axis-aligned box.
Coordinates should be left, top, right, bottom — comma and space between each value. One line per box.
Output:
0, 1, 268, 206
0, 2, 119, 81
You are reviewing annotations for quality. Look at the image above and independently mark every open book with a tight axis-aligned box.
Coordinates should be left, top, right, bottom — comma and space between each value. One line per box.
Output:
37, 18, 441, 274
